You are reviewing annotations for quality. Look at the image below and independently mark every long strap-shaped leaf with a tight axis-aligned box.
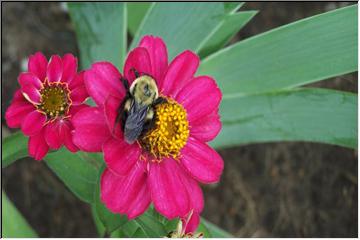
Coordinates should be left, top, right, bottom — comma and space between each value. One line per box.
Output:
68, 2, 127, 70
2, 131, 28, 168
130, 2, 239, 60
2, 191, 38, 237
212, 88, 357, 149
198, 11, 258, 58
198, 5, 358, 95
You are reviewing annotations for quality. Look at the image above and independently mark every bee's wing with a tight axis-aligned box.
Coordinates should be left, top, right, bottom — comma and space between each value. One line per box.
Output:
124, 101, 148, 144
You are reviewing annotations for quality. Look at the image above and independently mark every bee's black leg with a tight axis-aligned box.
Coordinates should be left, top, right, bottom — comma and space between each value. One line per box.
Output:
114, 96, 129, 133
130, 67, 140, 78
121, 77, 129, 91
141, 116, 156, 137
153, 97, 167, 107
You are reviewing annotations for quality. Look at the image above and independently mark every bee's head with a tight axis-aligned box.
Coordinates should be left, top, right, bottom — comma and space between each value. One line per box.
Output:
130, 75, 159, 106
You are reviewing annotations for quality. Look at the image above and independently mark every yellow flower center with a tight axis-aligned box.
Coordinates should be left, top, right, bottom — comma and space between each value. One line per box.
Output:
140, 99, 189, 161
37, 81, 71, 119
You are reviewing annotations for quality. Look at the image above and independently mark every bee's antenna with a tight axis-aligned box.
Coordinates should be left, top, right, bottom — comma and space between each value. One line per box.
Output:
130, 67, 140, 78
121, 77, 129, 91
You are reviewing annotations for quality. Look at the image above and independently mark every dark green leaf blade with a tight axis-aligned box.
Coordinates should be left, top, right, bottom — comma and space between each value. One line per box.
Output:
44, 149, 100, 203
212, 88, 357, 149
198, 5, 358, 95
131, 2, 228, 59
199, 11, 258, 58
2, 131, 28, 168
135, 211, 167, 237
91, 205, 106, 237
68, 2, 127, 69
127, 3, 151, 36
2, 191, 38, 238
224, 2, 244, 13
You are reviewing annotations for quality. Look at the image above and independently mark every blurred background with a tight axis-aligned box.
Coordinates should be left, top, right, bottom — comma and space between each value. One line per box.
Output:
1, 2, 357, 237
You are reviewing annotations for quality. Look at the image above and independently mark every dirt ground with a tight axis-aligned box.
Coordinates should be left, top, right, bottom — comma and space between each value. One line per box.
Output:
1, 2, 357, 237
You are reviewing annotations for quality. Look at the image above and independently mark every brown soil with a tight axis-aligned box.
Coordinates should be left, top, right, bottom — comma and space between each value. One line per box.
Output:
2, 2, 357, 237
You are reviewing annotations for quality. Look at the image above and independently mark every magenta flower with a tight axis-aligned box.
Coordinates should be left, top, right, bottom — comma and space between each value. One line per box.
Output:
72, 36, 224, 226
5, 52, 88, 160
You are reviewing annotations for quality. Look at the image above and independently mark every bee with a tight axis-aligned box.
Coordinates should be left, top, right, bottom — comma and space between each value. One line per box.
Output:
116, 68, 166, 144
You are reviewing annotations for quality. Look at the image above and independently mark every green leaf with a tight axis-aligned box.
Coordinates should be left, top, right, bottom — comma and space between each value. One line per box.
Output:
110, 228, 127, 238
135, 211, 167, 237
201, 218, 233, 238
91, 205, 106, 237
68, 2, 127, 69
121, 220, 141, 237
93, 165, 128, 234
224, 2, 244, 13
199, 11, 258, 58
131, 2, 230, 59
44, 149, 100, 203
197, 221, 212, 238
198, 5, 358, 95
212, 88, 357, 149
127, 3, 151, 36
2, 132, 28, 168
2, 191, 38, 237
120, 209, 167, 237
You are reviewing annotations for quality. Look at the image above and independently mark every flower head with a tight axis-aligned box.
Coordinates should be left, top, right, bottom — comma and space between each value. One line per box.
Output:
5, 52, 88, 160
72, 36, 224, 230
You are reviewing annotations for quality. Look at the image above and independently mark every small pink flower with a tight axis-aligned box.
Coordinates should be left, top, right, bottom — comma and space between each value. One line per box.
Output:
72, 36, 224, 229
5, 52, 89, 160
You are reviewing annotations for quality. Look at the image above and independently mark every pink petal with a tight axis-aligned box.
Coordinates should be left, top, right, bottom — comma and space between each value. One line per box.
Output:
139, 36, 168, 83
180, 137, 224, 184
70, 85, 88, 105
190, 110, 221, 142
61, 53, 77, 83
72, 107, 111, 152
176, 76, 221, 122
160, 50, 199, 97
126, 176, 151, 219
21, 84, 41, 104
28, 52, 48, 81
183, 212, 200, 234
12, 89, 26, 102
46, 55, 63, 83
149, 158, 190, 219
60, 121, 79, 152
44, 120, 63, 149
5, 91, 34, 128
84, 62, 124, 108
123, 47, 152, 83
18, 72, 43, 89
104, 94, 124, 139
68, 71, 85, 90
28, 129, 49, 161
21, 110, 47, 136
103, 137, 141, 176
181, 173, 204, 214
68, 104, 89, 117
100, 161, 150, 219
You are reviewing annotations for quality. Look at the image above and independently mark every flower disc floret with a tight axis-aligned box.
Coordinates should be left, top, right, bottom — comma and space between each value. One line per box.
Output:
140, 98, 189, 160
37, 81, 71, 119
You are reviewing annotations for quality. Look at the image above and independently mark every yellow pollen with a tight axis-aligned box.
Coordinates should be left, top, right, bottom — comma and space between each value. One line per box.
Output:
37, 80, 71, 119
140, 99, 189, 161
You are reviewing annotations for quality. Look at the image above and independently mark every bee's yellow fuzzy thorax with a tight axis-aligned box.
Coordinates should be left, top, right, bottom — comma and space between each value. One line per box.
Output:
140, 98, 189, 161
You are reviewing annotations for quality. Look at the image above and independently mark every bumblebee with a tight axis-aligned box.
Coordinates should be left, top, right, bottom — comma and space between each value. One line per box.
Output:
116, 69, 166, 144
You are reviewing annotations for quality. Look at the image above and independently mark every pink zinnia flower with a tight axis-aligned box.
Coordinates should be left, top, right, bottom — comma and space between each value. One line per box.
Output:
72, 36, 224, 228
5, 52, 88, 160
